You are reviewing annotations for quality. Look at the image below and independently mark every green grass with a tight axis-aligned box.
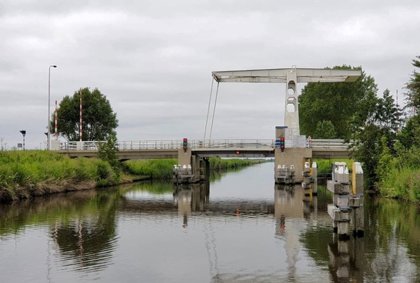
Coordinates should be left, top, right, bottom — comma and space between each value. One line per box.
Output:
124, 157, 264, 180
379, 167, 420, 202
208, 157, 263, 170
123, 159, 177, 180
0, 150, 119, 189
314, 158, 353, 175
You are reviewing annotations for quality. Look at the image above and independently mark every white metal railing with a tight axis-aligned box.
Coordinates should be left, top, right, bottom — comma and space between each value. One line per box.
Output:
310, 139, 349, 149
59, 139, 349, 151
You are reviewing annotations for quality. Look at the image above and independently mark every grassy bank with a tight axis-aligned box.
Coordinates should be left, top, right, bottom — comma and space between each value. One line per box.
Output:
376, 143, 420, 202
123, 157, 264, 180
0, 151, 264, 202
379, 167, 420, 202
0, 150, 120, 202
123, 159, 176, 180
314, 158, 353, 176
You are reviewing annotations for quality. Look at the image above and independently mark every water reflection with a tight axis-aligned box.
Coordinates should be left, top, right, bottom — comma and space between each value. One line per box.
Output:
0, 169, 419, 282
49, 192, 119, 272
327, 236, 365, 282
173, 182, 209, 227
274, 184, 320, 281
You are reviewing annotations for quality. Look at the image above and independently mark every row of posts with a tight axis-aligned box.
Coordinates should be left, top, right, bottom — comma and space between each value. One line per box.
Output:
327, 162, 364, 239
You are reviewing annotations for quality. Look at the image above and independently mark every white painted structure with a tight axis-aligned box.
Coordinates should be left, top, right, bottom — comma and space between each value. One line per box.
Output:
212, 67, 361, 142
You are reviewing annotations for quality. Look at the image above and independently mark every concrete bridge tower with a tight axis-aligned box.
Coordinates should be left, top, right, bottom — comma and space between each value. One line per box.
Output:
285, 68, 299, 141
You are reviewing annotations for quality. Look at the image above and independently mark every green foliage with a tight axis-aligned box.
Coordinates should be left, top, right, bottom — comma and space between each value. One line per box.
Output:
351, 56, 420, 200
299, 66, 377, 139
313, 120, 336, 139
98, 133, 120, 178
398, 114, 420, 148
350, 89, 403, 188
124, 159, 177, 180
0, 151, 120, 190
378, 140, 420, 201
124, 158, 264, 180
406, 56, 420, 111
315, 158, 353, 175
380, 167, 420, 201
208, 157, 263, 170
55, 87, 118, 141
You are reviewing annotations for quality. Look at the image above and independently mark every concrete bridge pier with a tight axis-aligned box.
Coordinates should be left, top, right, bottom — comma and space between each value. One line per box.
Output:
274, 147, 313, 184
274, 126, 313, 184
174, 148, 209, 184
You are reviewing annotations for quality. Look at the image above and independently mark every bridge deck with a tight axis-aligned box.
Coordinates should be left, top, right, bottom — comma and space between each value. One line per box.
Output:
59, 139, 350, 160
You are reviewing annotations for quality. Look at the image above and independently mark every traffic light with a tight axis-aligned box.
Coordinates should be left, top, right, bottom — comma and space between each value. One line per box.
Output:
182, 138, 188, 152
280, 137, 285, 152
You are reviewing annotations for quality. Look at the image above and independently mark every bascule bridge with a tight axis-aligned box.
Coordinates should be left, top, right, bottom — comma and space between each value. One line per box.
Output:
60, 67, 361, 184
177, 67, 361, 183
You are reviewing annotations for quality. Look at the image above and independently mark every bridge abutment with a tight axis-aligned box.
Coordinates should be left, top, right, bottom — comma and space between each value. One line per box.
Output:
174, 149, 209, 184
274, 147, 312, 183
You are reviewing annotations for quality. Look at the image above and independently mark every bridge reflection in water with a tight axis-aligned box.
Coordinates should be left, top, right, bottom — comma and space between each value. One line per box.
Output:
1, 177, 417, 282
120, 181, 365, 283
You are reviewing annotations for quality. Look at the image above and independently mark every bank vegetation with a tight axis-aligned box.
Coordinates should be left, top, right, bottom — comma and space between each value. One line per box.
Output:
0, 151, 263, 203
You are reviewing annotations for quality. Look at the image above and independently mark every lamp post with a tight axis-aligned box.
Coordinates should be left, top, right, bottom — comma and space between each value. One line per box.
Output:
47, 65, 57, 150
20, 130, 26, 150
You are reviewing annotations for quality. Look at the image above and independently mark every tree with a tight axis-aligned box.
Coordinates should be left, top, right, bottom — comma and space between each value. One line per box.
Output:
375, 89, 403, 133
299, 66, 377, 139
406, 56, 420, 112
313, 120, 336, 139
350, 90, 402, 188
54, 88, 118, 141
98, 132, 120, 175
398, 114, 420, 149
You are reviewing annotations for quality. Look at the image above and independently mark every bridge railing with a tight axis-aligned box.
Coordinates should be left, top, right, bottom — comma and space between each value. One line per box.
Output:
60, 139, 276, 151
310, 139, 349, 149
59, 139, 349, 151
60, 140, 183, 151
195, 139, 275, 149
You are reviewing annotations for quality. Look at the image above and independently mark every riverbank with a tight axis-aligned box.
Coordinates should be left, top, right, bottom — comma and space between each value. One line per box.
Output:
0, 151, 120, 202
0, 151, 264, 203
123, 157, 264, 180
314, 158, 353, 176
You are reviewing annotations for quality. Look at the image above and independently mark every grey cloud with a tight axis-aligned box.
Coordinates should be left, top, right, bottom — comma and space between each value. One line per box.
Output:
0, 0, 419, 148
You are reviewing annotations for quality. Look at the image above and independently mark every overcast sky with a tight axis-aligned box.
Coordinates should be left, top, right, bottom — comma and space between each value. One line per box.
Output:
1, 0, 419, 149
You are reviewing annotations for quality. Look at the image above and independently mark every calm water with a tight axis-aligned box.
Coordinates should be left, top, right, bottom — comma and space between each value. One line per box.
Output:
0, 162, 419, 283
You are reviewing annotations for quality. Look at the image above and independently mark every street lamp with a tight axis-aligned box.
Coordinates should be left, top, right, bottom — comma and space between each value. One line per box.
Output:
48, 65, 57, 150
20, 130, 26, 150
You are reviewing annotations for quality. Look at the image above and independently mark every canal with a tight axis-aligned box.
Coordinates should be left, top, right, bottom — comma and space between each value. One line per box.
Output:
0, 162, 419, 282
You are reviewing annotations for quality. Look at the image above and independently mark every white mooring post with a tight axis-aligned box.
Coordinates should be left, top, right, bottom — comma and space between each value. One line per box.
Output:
327, 162, 364, 239
311, 162, 318, 195
350, 162, 364, 236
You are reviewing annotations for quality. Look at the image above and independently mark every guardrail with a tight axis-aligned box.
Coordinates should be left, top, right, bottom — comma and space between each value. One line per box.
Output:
59, 139, 349, 151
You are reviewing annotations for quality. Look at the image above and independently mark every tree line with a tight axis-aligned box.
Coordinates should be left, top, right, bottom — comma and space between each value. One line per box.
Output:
299, 58, 420, 200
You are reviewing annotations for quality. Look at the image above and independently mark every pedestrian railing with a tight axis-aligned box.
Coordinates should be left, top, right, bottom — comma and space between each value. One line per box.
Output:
60, 139, 349, 151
